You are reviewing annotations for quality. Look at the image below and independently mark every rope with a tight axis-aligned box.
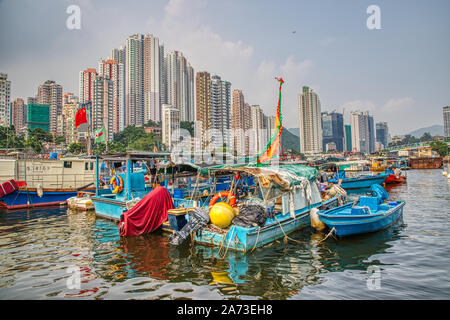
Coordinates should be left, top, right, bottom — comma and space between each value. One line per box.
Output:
318, 227, 336, 244
250, 227, 261, 253
273, 216, 303, 245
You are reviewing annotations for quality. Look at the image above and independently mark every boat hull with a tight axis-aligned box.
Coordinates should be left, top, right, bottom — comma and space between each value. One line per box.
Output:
0, 188, 95, 210
318, 201, 405, 237
385, 174, 406, 184
194, 197, 340, 252
332, 175, 388, 190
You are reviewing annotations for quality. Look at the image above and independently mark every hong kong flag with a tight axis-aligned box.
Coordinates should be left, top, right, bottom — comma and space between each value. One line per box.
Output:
75, 107, 87, 128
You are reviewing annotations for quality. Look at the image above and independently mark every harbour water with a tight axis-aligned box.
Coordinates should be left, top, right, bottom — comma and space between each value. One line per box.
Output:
0, 169, 448, 300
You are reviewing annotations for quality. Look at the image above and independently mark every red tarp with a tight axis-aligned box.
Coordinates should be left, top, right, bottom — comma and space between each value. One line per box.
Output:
119, 186, 174, 237
0, 179, 18, 198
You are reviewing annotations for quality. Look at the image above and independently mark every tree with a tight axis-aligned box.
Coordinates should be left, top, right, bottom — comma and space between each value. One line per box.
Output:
419, 132, 433, 142
68, 142, 86, 154
55, 136, 66, 146
129, 135, 156, 151
180, 121, 195, 137
92, 142, 106, 155
28, 128, 53, 142
430, 140, 449, 157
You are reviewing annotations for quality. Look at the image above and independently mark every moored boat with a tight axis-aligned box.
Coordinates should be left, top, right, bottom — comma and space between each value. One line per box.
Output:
317, 184, 405, 237
169, 164, 345, 252
0, 157, 96, 210
327, 170, 388, 190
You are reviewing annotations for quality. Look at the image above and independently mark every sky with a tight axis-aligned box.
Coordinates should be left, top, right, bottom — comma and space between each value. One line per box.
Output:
0, 0, 449, 136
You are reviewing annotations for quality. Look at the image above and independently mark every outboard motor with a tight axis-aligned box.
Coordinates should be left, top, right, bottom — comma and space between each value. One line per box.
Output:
169, 207, 210, 246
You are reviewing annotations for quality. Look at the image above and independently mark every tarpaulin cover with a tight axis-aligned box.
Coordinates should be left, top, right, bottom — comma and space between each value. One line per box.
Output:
119, 186, 174, 237
0, 179, 18, 198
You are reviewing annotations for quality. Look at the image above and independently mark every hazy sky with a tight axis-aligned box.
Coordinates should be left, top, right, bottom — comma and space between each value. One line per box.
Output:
1, 0, 449, 135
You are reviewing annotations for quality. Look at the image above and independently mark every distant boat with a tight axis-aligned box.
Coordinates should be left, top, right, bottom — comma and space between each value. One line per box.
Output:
0, 157, 96, 210
317, 184, 405, 237
384, 168, 407, 185
327, 170, 388, 190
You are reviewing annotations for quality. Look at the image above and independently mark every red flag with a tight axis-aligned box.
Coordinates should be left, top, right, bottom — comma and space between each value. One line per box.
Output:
75, 107, 87, 128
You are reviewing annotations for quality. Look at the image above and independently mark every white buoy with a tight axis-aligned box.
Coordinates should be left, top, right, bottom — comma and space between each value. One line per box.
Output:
310, 207, 326, 231
443, 171, 448, 176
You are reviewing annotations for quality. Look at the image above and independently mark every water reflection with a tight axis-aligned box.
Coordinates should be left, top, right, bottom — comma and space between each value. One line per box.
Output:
0, 170, 448, 299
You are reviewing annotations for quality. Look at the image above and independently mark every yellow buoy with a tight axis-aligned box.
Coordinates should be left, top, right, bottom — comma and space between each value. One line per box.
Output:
209, 202, 235, 228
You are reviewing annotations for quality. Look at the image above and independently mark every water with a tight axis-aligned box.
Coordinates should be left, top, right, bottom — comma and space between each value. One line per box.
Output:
0, 170, 449, 300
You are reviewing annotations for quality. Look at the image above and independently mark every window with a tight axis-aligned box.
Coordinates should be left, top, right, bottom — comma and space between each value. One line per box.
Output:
90, 162, 94, 170
64, 161, 72, 169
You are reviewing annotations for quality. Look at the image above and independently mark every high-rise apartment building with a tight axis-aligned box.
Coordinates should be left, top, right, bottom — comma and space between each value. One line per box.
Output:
165, 51, 195, 122
344, 124, 352, 152
61, 103, 78, 144
11, 98, 26, 134
444, 106, 450, 138
0, 73, 11, 126
350, 111, 375, 154
231, 89, 249, 154
98, 59, 125, 134
143, 34, 163, 123
162, 104, 180, 150
92, 76, 114, 141
126, 34, 144, 127
376, 122, 389, 149
249, 105, 265, 155
79, 68, 97, 104
195, 71, 211, 148
321, 111, 344, 152
298, 86, 322, 154
209, 75, 231, 149
37, 80, 63, 134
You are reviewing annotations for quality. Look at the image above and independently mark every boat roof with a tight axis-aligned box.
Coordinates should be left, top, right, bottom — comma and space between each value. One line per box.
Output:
96, 151, 172, 161
199, 163, 319, 189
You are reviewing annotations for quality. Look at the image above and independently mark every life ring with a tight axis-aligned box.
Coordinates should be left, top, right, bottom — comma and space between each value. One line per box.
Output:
109, 175, 124, 194
209, 191, 236, 210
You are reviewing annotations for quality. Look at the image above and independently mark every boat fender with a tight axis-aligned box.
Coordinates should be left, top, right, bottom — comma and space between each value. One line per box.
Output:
208, 191, 236, 210
109, 175, 124, 194
37, 184, 43, 198
310, 207, 326, 231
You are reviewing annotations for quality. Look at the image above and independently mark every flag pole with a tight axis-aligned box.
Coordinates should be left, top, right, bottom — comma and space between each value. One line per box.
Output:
86, 102, 92, 156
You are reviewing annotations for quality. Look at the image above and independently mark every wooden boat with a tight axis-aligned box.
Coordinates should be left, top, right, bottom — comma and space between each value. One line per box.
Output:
317, 184, 405, 237
327, 170, 388, 190
0, 157, 96, 210
169, 164, 345, 252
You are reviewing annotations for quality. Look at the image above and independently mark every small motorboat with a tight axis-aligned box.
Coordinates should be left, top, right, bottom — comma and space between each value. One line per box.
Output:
317, 184, 405, 237
384, 168, 407, 185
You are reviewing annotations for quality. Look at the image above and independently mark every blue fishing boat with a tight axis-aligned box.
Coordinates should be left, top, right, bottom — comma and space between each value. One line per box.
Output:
91, 152, 172, 221
169, 164, 346, 252
317, 184, 405, 237
328, 170, 388, 190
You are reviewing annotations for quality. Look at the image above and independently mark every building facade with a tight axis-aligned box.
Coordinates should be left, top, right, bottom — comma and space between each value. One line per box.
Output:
0, 73, 11, 126
37, 80, 63, 134
11, 98, 26, 134
444, 106, 450, 138
321, 111, 344, 152
376, 122, 389, 149
162, 104, 180, 150
298, 86, 322, 154
209, 75, 231, 149
350, 111, 375, 154
195, 71, 211, 148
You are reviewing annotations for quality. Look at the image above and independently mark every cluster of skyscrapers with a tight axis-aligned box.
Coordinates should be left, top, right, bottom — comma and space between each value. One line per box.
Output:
298, 85, 391, 155
1, 33, 275, 154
